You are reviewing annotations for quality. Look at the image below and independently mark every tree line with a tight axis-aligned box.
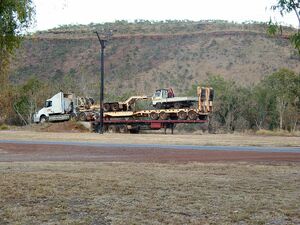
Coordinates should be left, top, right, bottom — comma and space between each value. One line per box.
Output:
0, 68, 299, 133
192, 68, 299, 133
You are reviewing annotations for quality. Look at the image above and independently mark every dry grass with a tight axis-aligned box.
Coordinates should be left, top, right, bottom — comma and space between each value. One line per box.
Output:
1, 130, 300, 147
0, 162, 299, 224
256, 129, 300, 137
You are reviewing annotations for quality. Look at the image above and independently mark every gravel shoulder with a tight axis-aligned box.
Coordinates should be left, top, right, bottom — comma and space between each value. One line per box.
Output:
1, 130, 300, 147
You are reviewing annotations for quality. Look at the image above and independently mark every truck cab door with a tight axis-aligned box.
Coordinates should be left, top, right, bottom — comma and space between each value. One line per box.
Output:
44, 100, 53, 113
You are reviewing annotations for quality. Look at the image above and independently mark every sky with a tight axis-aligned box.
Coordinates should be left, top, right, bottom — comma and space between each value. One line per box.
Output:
30, 0, 298, 32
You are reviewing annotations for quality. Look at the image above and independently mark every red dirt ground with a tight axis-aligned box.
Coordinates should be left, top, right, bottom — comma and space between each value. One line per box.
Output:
0, 143, 300, 163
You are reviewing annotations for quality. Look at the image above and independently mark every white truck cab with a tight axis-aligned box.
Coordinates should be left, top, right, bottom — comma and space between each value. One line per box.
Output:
151, 88, 197, 109
33, 92, 74, 123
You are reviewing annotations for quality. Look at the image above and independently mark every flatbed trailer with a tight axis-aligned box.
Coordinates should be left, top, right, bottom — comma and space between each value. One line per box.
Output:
92, 118, 208, 134
89, 87, 213, 133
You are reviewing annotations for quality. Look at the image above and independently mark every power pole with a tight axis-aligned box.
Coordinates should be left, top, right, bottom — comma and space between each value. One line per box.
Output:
95, 31, 107, 134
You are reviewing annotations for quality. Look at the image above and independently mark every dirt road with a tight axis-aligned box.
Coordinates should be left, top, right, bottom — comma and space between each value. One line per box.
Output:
1, 142, 300, 163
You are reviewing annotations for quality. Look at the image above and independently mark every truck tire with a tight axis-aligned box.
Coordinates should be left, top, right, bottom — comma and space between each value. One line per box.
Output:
188, 110, 198, 120
155, 103, 162, 109
111, 103, 119, 111
40, 115, 48, 124
70, 113, 78, 121
103, 103, 111, 112
150, 112, 159, 120
174, 102, 182, 109
119, 125, 128, 133
78, 112, 87, 121
129, 127, 140, 134
108, 125, 118, 133
178, 111, 187, 120
159, 111, 169, 120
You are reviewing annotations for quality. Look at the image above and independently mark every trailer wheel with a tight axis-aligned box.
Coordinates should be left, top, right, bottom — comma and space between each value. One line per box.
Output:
103, 103, 111, 112
150, 112, 159, 120
178, 111, 187, 120
199, 115, 208, 120
40, 115, 48, 124
119, 125, 128, 133
108, 125, 118, 133
129, 127, 140, 134
159, 111, 169, 120
111, 103, 120, 111
78, 112, 87, 121
70, 113, 78, 121
188, 110, 198, 120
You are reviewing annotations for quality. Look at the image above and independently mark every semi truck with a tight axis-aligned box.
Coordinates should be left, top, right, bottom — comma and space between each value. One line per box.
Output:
33, 86, 214, 133
32, 92, 94, 123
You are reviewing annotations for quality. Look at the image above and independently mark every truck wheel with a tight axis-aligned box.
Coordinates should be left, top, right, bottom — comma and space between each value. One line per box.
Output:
129, 127, 140, 134
150, 112, 159, 120
178, 111, 187, 120
70, 113, 78, 121
155, 103, 162, 109
111, 103, 119, 111
103, 103, 111, 112
40, 115, 48, 124
119, 125, 128, 133
174, 102, 182, 109
78, 112, 87, 121
199, 115, 208, 120
159, 111, 169, 120
108, 125, 118, 133
188, 110, 198, 120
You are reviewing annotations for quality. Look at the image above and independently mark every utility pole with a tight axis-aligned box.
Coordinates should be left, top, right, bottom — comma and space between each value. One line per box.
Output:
95, 31, 107, 134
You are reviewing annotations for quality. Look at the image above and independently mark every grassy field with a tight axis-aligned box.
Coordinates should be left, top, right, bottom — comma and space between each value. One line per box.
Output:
1, 130, 300, 147
0, 162, 299, 225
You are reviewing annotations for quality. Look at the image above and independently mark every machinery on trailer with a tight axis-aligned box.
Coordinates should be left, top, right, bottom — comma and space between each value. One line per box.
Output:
103, 88, 204, 111
92, 86, 214, 133
151, 88, 198, 109
103, 96, 148, 112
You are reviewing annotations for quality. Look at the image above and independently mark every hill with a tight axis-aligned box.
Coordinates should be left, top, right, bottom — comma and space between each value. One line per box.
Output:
9, 20, 300, 98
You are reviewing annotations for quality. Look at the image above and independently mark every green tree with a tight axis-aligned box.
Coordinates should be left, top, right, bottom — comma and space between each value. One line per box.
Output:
0, 0, 35, 76
204, 75, 250, 132
0, 0, 35, 122
262, 68, 300, 131
248, 83, 278, 130
269, 0, 300, 53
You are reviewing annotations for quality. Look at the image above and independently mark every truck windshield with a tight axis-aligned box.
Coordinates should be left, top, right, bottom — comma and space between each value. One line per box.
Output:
45, 101, 52, 108
154, 91, 161, 97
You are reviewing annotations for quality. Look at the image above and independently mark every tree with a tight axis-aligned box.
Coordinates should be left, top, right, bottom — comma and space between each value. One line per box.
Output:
16, 78, 42, 123
262, 68, 300, 131
204, 75, 251, 132
0, 0, 34, 74
0, 0, 35, 122
249, 83, 278, 130
269, 0, 300, 53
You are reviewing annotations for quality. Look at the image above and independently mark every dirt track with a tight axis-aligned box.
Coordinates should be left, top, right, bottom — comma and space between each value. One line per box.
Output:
1, 142, 300, 163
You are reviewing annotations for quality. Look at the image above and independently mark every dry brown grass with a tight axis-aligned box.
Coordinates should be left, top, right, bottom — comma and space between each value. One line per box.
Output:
0, 162, 299, 224
1, 130, 300, 147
